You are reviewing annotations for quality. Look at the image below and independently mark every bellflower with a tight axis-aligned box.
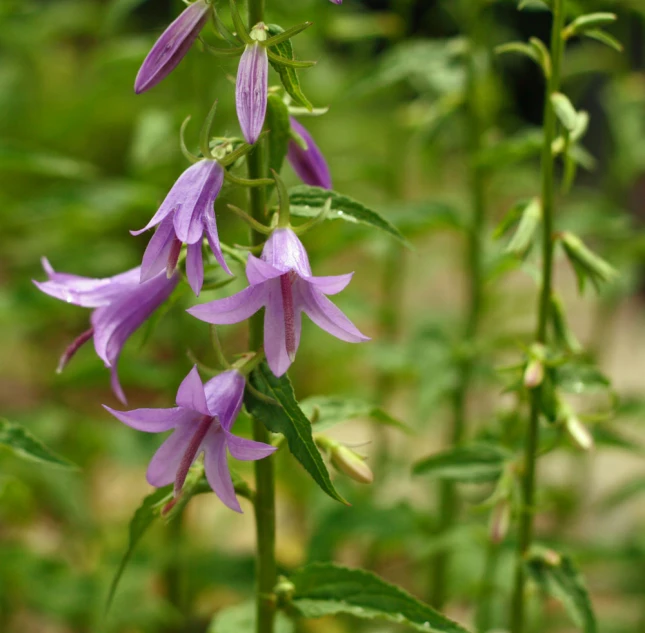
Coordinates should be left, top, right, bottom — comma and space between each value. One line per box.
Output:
288, 117, 332, 189
188, 228, 369, 376
105, 367, 276, 512
135, 0, 210, 94
132, 159, 231, 296
34, 259, 178, 404
236, 35, 269, 145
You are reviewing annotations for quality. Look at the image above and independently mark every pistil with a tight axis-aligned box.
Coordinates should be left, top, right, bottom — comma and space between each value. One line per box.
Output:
167, 236, 183, 278
57, 327, 94, 373
174, 414, 217, 496
280, 272, 296, 361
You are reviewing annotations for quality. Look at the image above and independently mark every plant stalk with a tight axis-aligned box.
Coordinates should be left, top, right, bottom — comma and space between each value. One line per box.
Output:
509, 2, 566, 631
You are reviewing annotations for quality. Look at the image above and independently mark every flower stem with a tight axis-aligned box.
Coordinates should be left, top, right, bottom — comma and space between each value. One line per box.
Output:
509, 2, 566, 631
430, 3, 486, 609
246, 2, 275, 632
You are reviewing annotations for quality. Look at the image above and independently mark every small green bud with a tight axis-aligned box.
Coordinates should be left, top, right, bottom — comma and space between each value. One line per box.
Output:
489, 499, 511, 544
566, 415, 594, 451
331, 445, 374, 485
524, 343, 546, 389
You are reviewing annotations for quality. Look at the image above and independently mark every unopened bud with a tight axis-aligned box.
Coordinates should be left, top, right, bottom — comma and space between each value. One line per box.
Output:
524, 343, 546, 389
543, 548, 562, 567
489, 499, 511, 545
331, 445, 374, 485
566, 415, 594, 451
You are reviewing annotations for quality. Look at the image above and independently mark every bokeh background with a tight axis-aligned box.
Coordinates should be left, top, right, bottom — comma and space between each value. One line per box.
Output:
1, 0, 645, 631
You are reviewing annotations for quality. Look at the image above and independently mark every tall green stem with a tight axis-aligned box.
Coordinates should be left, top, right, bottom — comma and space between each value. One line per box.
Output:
430, 2, 486, 609
510, 2, 566, 631
246, 3, 275, 633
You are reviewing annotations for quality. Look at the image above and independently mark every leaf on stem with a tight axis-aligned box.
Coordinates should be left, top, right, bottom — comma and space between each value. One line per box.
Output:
412, 444, 510, 483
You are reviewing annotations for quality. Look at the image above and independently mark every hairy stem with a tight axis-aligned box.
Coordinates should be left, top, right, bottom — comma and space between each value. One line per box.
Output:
510, 2, 566, 631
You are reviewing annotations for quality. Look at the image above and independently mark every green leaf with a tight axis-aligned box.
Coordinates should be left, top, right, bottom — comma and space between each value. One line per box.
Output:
412, 444, 509, 482
477, 129, 543, 168
245, 363, 347, 504
564, 13, 617, 38
267, 25, 313, 110
496, 39, 551, 77
266, 94, 291, 178
299, 395, 409, 433
289, 185, 407, 244
526, 550, 597, 633
289, 563, 470, 633
582, 28, 624, 52
559, 232, 618, 292
381, 200, 466, 236
0, 419, 76, 469
209, 601, 295, 633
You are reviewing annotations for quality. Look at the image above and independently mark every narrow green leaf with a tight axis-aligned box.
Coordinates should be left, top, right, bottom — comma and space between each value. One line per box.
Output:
564, 12, 617, 38
245, 363, 347, 504
267, 25, 313, 110
0, 419, 76, 469
582, 28, 624, 52
209, 601, 295, 633
599, 476, 645, 509
526, 550, 597, 633
289, 185, 407, 244
518, 0, 551, 10
496, 41, 541, 65
289, 563, 471, 633
266, 94, 291, 178
551, 93, 579, 132
412, 444, 509, 482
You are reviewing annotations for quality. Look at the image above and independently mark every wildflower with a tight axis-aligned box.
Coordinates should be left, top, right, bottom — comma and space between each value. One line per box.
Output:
132, 159, 231, 295
105, 367, 276, 512
236, 26, 269, 144
34, 259, 178, 404
188, 228, 369, 376
135, 0, 210, 94
288, 117, 332, 189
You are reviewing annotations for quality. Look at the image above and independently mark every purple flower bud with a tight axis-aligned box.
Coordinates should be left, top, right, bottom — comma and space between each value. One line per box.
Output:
329, 0, 342, 5
105, 366, 276, 512
236, 42, 268, 144
288, 117, 332, 190
34, 259, 178, 404
135, 0, 210, 94
188, 228, 369, 377
131, 159, 231, 296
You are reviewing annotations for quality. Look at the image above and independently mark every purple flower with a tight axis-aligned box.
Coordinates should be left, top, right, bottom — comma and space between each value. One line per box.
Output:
132, 159, 231, 296
34, 259, 178, 404
135, 0, 210, 94
105, 367, 276, 512
188, 228, 369, 376
236, 42, 268, 145
288, 117, 332, 189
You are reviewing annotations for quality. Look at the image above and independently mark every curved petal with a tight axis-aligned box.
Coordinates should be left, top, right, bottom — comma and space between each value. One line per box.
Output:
203, 370, 245, 429
261, 228, 312, 277
306, 272, 354, 295
146, 424, 196, 488
246, 254, 283, 285
110, 364, 128, 405
203, 208, 232, 276
225, 430, 276, 461
236, 43, 268, 145
185, 241, 204, 296
263, 278, 301, 377
175, 365, 210, 415
187, 284, 267, 325
140, 215, 177, 283
103, 404, 194, 432
288, 117, 332, 189
203, 430, 242, 513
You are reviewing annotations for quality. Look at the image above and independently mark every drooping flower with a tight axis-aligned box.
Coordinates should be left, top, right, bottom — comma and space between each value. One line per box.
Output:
132, 159, 231, 296
34, 259, 178, 403
236, 34, 269, 145
105, 367, 276, 512
188, 228, 369, 376
288, 117, 332, 189
135, 0, 210, 94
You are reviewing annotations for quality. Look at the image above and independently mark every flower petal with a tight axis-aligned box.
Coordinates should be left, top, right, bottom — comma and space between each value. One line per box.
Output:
187, 284, 267, 324
103, 404, 194, 432
261, 228, 312, 277
175, 365, 210, 415
306, 272, 354, 295
203, 208, 232, 276
246, 254, 283, 285
264, 278, 302, 377
203, 430, 242, 512
236, 43, 268, 145
146, 424, 196, 488
224, 430, 277, 461
203, 370, 246, 429
140, 214, 178, 283
186, 241, 204, 296
288, 117, 332, 189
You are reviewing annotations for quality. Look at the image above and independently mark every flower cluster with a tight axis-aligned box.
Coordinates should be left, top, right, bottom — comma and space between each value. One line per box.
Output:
35, 0, 364, 512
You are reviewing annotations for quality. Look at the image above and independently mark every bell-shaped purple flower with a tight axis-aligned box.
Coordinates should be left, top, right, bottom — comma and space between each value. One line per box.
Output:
236, 41, 268, 145
135, 0, 210, 94
132, 159, 231, 296
34, 259, 178, 404
288, 117, 332, 189
188, 228, 369, 377
105, 367, 276, 512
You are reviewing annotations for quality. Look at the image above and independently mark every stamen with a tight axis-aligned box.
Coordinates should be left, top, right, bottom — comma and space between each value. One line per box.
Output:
57, 327, 94, 373
173, 414, 216, 497
166, 236, 183, 278
280, 273, 296, 361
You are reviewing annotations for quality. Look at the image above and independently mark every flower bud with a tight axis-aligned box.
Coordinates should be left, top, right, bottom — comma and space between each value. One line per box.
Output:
566, 415, 594, 451
330, 444, 374, 484
523, 343, 546, 389
489, 499, 511, 545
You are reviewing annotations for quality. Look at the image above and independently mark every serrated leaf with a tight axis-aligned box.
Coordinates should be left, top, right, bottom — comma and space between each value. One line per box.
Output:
0, 419, 76, 469
299, 395, 409, 433
266, 94, 291, 177
289, 185, 407, 244
289, 563, 470, 633
526, 551, 597, 633
267, 25, 313, 110
209, 601, 295, 633
412, 444, 510, 482
244, 363, 347, 504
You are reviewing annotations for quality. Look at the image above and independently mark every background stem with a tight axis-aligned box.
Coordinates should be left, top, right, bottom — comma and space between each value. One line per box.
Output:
509, 2, 566, 631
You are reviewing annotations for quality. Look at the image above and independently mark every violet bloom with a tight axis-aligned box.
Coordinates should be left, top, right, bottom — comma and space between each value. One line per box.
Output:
188, 228, 369, 377
105, 367, 276, 512
288, 117, 332, 190
132, 159, 231, 296
34, 259, 178, 404
236, 41, 268, 145
135, 0, 210, 94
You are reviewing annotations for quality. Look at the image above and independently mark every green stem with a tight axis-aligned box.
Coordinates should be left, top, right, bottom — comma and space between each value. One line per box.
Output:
475, 542, 501, 633
509, 2, 566, 632
246, 3, 275, 633
430, 2, 486, 609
